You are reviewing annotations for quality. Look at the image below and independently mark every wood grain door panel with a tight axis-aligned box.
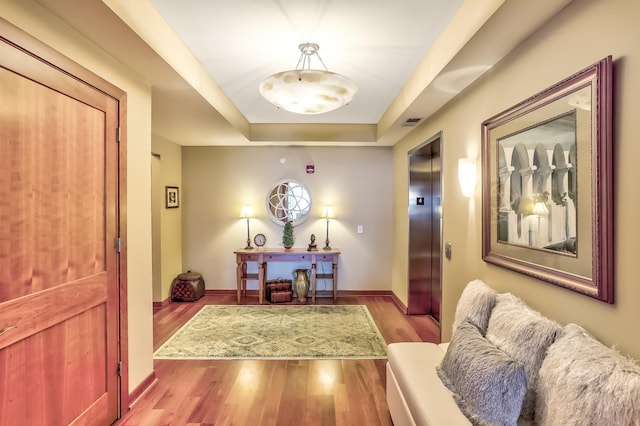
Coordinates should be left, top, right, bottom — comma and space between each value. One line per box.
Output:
0, 305, 107, 424
0, 26, 120, 426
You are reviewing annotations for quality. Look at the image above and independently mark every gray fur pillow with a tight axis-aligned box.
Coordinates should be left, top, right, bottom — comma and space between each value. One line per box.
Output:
437, 320, 527, 426
452, 279, 497, 335
536, 323, 640, 425
485, 293, 562, 421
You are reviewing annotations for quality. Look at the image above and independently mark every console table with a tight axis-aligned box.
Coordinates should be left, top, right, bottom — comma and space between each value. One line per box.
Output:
234, 248, 340, 304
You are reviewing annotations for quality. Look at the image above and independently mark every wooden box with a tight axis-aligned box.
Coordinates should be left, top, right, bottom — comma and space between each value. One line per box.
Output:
266, 279, 292, 303
270, 290, 293, 303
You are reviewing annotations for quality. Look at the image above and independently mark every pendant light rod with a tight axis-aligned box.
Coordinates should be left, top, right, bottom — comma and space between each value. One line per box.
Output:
295, 43, 328, 71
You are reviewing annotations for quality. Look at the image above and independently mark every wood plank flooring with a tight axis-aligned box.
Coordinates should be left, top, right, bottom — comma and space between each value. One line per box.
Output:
115, 293, 440, 426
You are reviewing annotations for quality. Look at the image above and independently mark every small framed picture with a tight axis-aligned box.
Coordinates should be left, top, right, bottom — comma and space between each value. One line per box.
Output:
165, 186, 179, 209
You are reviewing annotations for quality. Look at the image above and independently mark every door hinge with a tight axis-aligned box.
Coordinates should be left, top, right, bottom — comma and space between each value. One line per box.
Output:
117, 361, 122, 377
116, 127, 121, 143
115, 237, 121, 253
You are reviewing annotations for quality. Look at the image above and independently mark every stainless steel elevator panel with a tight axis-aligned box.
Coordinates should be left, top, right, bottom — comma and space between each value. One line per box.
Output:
408, 139, 441, 320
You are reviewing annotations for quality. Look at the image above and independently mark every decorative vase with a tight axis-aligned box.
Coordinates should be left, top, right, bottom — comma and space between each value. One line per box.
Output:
292, 269, 310, 302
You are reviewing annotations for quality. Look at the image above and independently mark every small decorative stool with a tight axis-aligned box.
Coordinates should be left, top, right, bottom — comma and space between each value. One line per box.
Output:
170, 270, 205, 302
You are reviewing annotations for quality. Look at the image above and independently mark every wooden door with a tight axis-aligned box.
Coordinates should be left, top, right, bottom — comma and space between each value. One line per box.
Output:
0, 23, 122, 425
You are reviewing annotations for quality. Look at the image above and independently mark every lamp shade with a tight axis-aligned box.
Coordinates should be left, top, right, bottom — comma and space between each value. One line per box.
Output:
240, 205, 254, 219
321, 205, 335, 219
532, 201, 549, 215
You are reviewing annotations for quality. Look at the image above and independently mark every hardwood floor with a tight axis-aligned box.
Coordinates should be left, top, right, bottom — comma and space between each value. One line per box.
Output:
116, 293, 440, 426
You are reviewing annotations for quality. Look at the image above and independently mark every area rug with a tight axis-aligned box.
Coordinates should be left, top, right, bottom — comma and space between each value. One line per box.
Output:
154, 305, 387, 360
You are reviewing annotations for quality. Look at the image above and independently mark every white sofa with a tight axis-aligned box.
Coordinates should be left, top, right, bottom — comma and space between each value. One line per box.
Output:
386, 280, 640, 426
387, 342, 471, 426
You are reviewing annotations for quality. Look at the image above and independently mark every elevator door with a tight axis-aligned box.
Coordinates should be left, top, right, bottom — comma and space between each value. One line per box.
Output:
408, 139, 441, 320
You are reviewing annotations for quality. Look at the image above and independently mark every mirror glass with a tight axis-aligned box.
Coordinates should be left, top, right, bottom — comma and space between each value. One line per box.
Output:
266, 179, 312, 225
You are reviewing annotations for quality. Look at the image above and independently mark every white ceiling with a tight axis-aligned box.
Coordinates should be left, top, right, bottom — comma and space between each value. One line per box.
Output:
148, 0, 463, 125
34, 0, 574, 146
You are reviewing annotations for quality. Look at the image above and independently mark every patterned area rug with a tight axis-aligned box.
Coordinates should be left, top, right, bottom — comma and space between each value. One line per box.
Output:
154, 305, 387, 360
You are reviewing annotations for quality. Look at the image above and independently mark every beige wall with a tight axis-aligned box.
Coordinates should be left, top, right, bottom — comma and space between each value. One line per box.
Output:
182, 146, 393, 292
0, 0, 155, 391
393, 0, 640, 359
152, 135, 183, 302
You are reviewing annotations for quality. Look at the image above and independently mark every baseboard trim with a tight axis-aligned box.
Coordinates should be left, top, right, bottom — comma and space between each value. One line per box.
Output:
334, 290, 395, 297
204, 289, 396, 298
152, 297, 170, 309
127, 370, 157, 410
389, 292, 408, 314
205, 289, 237, 296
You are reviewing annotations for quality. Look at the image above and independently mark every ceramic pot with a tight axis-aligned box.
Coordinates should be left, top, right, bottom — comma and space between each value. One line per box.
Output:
292, 269, 310, 302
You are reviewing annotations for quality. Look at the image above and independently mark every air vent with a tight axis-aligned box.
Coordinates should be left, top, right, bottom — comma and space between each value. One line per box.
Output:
401, 118, 422, 127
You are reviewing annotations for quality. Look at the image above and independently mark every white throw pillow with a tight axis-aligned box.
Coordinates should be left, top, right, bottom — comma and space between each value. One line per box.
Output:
452, 279, 497, 336
485, 293, 562, 421
438, 320, 527, 426
536, 323, 640, 425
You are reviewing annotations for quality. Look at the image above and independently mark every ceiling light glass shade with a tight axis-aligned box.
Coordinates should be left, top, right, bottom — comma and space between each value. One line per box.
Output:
260, 70, 357, 114
259, 43, 358, 115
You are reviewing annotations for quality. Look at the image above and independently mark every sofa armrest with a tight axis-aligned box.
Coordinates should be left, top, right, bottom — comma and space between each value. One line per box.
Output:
387, 342, 471, 426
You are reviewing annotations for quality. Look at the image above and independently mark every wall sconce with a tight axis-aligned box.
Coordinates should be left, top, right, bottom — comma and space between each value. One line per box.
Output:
458, 158, 477, 198
321, 206, 335, 250
240, 205, 254, 250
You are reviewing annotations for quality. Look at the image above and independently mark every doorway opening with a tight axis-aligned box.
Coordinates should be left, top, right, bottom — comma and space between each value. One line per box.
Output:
151, 153, 163, 309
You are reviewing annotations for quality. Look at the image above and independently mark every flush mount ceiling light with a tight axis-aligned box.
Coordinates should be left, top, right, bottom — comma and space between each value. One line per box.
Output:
259, 43, 358, 115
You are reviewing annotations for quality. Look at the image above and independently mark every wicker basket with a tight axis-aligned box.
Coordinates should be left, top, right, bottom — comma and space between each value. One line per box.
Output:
170, 271, 205, 302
